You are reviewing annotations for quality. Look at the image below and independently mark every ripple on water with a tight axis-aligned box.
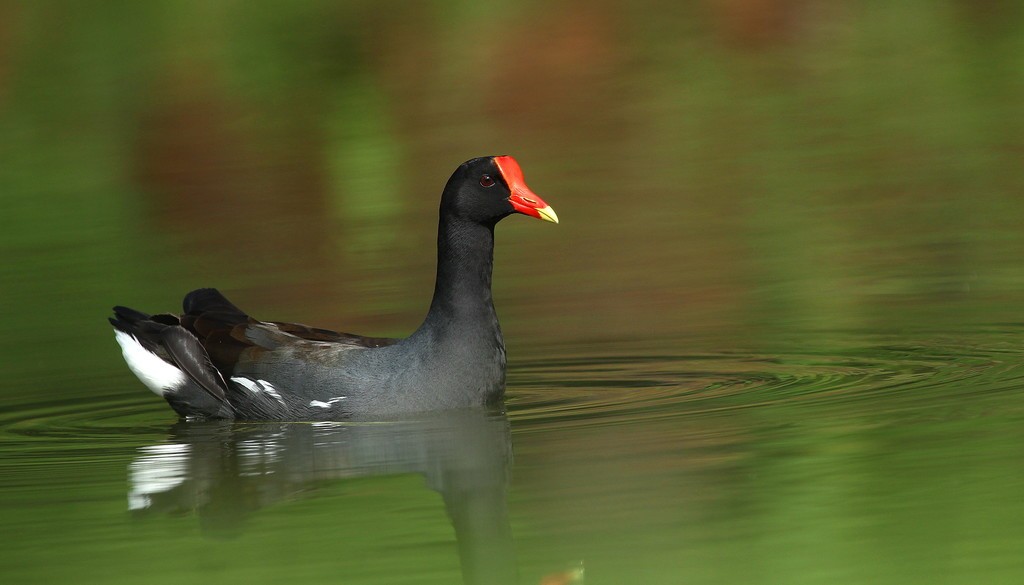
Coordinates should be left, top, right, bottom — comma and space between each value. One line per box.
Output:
3, 332, 1023, 444
506, 332, 1024, 427
0, 390, 169, 467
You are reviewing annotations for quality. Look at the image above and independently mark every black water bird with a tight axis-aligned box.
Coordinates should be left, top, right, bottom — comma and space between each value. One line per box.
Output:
109, 156, 557, 420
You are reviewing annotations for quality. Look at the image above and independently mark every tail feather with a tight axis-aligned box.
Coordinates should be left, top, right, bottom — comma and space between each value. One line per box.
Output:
183, 288, 248, 318
109, 306, 154, 340
111, 303, 234, 420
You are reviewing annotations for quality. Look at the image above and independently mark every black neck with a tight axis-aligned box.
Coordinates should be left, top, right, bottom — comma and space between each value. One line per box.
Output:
422, 214, 498, 334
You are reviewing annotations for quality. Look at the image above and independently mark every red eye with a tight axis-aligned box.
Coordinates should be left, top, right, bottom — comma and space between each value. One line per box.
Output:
480, 174, 495, 187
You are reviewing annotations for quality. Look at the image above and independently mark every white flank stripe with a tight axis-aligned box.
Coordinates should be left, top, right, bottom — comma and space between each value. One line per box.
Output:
309, 397, 345, 408
231, 376, 260, 393
114, 330, 186, 396
260, 382, 285, 404
231, 377, 287, 406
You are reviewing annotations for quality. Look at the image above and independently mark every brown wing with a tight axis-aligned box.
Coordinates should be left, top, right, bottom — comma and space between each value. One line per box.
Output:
269, 321, 397, 348
179, 288, 398, 376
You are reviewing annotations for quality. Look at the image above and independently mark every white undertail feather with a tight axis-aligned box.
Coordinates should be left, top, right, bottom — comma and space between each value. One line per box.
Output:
114, 330, 186, 396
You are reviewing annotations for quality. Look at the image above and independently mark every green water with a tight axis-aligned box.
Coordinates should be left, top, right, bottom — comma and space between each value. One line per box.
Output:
3, 2, 1024, 584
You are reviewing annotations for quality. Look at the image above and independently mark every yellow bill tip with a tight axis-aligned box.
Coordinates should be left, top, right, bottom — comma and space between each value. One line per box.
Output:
536, 205, 559, 224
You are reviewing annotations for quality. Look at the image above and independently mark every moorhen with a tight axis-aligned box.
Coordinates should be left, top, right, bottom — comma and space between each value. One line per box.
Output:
110, 156, 556, 420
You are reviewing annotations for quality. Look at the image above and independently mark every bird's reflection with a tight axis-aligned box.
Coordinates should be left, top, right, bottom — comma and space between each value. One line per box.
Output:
128, 409, 517, 585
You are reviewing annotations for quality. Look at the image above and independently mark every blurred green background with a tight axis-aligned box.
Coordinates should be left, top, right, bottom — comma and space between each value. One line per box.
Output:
3, 0, 1022, 394
2, 1, 1024, 584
